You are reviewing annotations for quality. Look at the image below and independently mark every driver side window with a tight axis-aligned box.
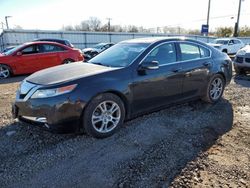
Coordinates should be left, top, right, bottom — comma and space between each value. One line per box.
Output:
144, 43, 176, 65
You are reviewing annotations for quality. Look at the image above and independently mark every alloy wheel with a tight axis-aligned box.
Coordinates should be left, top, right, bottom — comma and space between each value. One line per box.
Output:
210, 78, 223, 100
91, 101, 121, 133
0, 66, 10, 78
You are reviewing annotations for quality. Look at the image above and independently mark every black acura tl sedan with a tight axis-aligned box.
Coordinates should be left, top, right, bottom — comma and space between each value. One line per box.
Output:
12, 37, 232, 138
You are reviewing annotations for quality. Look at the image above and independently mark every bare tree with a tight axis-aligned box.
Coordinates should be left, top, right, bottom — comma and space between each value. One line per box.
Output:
63, 25, 74, 31
13, 25, 23, 29
87, 17, 101, 31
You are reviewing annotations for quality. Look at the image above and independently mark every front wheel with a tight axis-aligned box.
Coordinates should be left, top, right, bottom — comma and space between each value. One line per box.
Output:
82, 93, 125, 138
0, 64, 11, 79
202, 74, 225, 103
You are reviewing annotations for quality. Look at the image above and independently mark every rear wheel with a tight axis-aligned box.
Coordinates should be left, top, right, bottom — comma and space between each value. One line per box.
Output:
82, 93, 125, 138
63, 59, 74, 64
202, 74, 225, 103
0, 64, 11, 79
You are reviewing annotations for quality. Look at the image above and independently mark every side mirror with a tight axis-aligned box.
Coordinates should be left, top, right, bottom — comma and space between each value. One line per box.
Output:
16, 51, 22, 56
140, 61, 159, 70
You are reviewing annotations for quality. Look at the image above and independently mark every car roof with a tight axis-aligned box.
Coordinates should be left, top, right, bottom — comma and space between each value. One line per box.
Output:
34, 38, 69, 42
120, 36, 200, 44
22, 41, 70, 48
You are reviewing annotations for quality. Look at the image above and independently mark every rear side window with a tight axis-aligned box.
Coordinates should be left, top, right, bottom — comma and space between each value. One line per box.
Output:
39, 44, 66, 53
233, 40, 241, 44
179, 43, 210, 61
200, 46, 210, 58
180, 43, 200, 61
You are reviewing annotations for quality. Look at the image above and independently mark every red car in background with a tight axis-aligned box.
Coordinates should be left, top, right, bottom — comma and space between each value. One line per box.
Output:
0, 41, 84, 78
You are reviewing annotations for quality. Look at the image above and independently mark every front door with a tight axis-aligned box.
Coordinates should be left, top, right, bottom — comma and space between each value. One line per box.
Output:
13, 44, 40, 74
132, 42, 184, 115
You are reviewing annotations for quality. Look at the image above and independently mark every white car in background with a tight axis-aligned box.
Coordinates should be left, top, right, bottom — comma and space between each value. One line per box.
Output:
209, 38, 245, 55
234, 44, 250, 75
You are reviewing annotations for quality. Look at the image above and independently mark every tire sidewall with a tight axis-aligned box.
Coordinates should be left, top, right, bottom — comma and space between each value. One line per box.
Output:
83, 93, 125, 138
207, 74, 225, 103
0, 64, 11, 78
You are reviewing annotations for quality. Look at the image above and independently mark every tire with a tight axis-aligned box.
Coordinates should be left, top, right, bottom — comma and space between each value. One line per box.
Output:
63, 59, 74, 64
0, 64, 11, 79
202, 74, 225, 103
82, 93, 125, 138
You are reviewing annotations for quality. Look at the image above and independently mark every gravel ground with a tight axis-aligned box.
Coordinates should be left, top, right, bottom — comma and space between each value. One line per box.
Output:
0, 74, 249, 188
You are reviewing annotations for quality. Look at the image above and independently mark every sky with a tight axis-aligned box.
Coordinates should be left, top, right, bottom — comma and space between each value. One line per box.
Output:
0, 0, 250, 32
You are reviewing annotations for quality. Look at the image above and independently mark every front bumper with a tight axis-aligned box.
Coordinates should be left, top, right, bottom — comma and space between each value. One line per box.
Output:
234, 55, 250, 71
12, 83, 86, 133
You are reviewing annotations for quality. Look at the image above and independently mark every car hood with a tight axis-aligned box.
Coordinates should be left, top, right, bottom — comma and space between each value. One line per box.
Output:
26, 62, 118, 85
82, 48, 99, 53
240, 45, 250, 53
208, 43, 222, 47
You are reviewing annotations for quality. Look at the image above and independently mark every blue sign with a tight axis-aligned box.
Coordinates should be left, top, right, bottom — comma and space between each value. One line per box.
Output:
201, 24, 209, 34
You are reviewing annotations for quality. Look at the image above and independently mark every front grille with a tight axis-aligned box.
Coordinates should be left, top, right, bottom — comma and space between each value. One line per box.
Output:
245, 58, 250, 63
235, 56, 244, 63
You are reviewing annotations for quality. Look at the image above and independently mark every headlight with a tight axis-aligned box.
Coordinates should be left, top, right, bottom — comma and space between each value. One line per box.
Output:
237, 50, 246, 56
31, 84, 77, 99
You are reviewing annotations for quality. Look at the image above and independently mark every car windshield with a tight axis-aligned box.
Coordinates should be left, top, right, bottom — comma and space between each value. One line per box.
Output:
215, 40, 229, 45
3, 44, 24, 55
93, 43, 106, 49
89, 43, 150, 67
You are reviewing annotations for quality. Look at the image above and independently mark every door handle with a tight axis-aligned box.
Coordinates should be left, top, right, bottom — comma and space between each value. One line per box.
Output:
172, 68, 182, 73
203, 62, 211, 67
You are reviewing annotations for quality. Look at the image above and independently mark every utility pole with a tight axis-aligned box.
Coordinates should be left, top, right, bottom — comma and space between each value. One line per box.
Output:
106, 18, 112, 32
5, 16, 11, 29
206, 0, 211, 36
0, 22, 4, 30
234, 0, 243, 37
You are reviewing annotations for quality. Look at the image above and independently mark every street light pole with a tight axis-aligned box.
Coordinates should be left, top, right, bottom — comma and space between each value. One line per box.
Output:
206, 0, 211, 36
234, 0, 243, 37
5, 16, 11, 29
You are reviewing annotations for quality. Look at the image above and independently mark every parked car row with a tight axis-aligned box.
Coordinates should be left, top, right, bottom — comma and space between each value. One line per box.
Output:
0, 38, 116, 78
12, 37, 233, 138
208, 38, 250, 75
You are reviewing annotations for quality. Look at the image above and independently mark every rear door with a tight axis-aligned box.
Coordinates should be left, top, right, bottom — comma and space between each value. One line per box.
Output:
176, 42, 212, 99
36, 44, 64, 70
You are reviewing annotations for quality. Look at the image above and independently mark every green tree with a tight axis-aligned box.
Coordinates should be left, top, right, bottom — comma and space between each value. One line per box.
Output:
239, 26, 250, 37
215, 27, 233, 37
